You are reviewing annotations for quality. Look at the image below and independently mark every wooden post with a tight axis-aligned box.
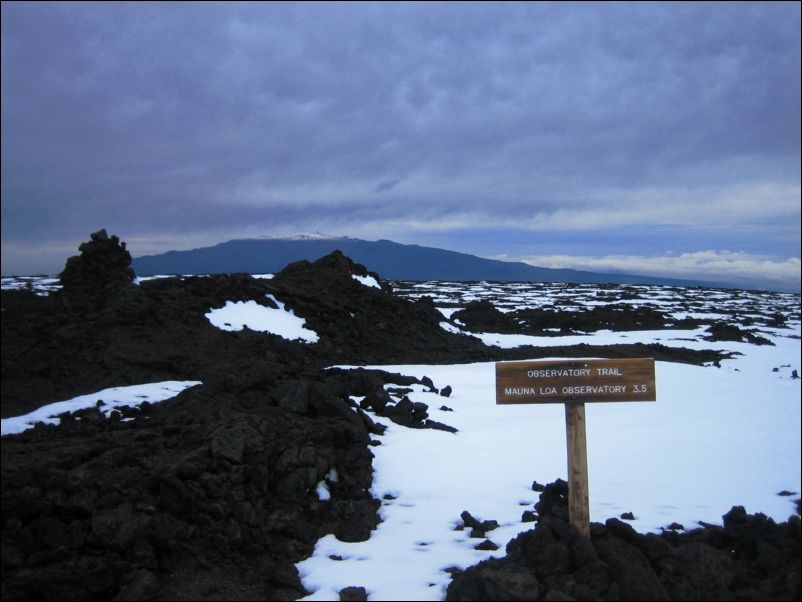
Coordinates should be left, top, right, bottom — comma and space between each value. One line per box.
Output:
565, 402, 590, 538
495, 358, 656, 539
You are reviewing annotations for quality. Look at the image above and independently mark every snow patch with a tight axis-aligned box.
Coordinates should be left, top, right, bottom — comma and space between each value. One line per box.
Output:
1, 381, 202, 436
352, 274, 381, 289
439, 321, 464, 334
205, 295, 319, 343
269, 231, 343, 241
315, 468, 340, 501
316, 481, 331, 501
436, 307, 462, 319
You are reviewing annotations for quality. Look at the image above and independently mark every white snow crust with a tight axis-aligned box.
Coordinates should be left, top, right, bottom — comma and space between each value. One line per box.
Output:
1, 381, 201, 436
205, 294, 319, 343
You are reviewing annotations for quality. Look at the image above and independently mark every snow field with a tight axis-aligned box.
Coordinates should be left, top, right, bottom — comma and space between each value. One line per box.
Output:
298, 327, 800, 601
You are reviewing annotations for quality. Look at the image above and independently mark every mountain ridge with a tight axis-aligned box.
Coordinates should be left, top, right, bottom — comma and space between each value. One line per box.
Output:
132, 236, 740, 289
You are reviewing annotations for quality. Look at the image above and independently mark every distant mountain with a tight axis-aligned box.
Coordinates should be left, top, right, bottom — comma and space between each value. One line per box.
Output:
132, 237, 731, 288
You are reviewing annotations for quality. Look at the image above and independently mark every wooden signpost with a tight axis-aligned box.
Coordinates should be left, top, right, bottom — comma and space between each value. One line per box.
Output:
496, 358, 656, 538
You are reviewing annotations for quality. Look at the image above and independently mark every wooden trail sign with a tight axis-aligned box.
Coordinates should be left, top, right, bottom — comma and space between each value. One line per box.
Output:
496, 358, 656, 538
496, 358, 655, 405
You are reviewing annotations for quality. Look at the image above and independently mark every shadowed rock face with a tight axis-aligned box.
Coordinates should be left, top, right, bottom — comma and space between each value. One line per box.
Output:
446, 481, 801, 602
59, 229, 136, 311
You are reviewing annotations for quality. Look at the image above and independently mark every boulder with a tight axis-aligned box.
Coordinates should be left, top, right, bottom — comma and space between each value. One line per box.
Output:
59, 229, 135, 311
339, 586, 368, 601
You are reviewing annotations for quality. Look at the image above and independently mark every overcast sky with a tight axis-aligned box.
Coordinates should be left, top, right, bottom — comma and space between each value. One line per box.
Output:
2, 2, 800, 290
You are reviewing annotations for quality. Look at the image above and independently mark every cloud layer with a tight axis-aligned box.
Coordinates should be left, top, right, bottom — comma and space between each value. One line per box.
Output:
521, 250, 801, 292
1, 2, 799, 288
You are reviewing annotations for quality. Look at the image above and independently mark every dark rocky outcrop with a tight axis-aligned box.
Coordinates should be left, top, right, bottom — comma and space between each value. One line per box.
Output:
0, 374, 383, 601
59, 229, 136, 312
451, 300, 701, 336
705, 323, 774, 346
451, 300, 521, 333
446, 481, 801, 601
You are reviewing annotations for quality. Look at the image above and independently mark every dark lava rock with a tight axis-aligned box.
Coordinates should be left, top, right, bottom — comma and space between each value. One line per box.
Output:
420, 376, 437, 392
280, 249, 386, 293
460, 511, 500, 537
1, 380, 381, 600
767, 312, 787, 327
451, 300, 521, 333
339, 585, 368, 601
705, 323, 774, 346
59, 229, 136, 312
515, 303, 670, 334
521, 510, 538, 523
534, 479, 569, 521
113, 569, 160, 601
446, 480, 801, 601
447, 560, 540, 601
424, 419, 458, 433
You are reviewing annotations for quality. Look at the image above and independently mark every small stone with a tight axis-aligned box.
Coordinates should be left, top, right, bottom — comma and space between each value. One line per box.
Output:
339, 586, 368, 601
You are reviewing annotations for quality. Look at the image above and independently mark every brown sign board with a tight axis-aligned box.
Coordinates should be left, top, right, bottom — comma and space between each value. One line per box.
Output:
496, 358, 656, 404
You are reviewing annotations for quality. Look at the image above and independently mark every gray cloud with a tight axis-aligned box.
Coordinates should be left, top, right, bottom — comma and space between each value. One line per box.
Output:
2, 2, 799, 279
375, 178, 402, 194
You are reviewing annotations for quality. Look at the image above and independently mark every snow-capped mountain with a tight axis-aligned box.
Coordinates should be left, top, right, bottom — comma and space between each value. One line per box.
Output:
131, 237, 741, 289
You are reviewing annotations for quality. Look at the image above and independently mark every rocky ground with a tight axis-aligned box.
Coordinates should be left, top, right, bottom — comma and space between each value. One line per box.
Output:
447, 481, 800, 601
1, 231, 798, 600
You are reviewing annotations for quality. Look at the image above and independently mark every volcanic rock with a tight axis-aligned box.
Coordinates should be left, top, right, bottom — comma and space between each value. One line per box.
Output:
451, 300, 520, 333
446, 481, 801, 601
705, 323, 774, 346
460, 510, 500, 538
339, 586, 368, 601
58, 229, 136, 312
423, 419, 458, 433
